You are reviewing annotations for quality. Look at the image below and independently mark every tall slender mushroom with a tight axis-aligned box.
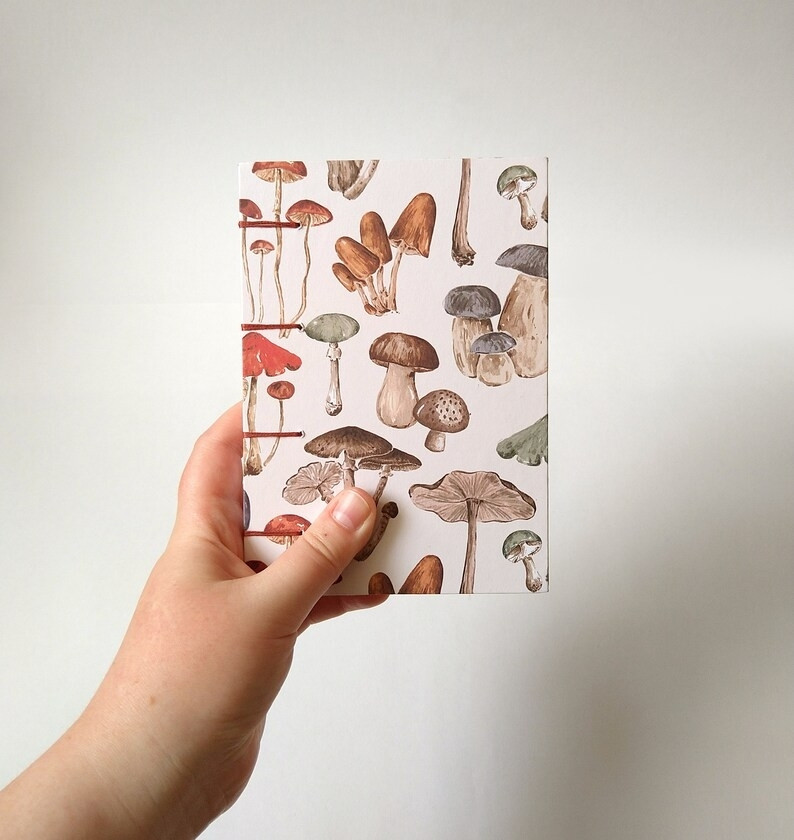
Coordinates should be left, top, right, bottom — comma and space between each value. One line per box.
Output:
249, 239, 274, 323
497, 165, 538, 230
503, 530, 544, 592
303, 426, 392, 488
251, 161, 307, 328
451, 158, 476, 267
335, 236, 381, 311
284, 200, 333, 331
282, 461, 343, 505
260, 380, 295, 468
387, 193, 436, 311
327, 160, 380, 199
240, 199, 263, 322
354, 501, 398, 562
495, 243, 548, 378
410, 470, 535, 594
443, 285, 502, 377
497, 414, 548, 466
304, 313, 360, 416
357, 448, 422, 503
360, 211, 392, 310
413, 389, 470, 452
369, 332, 439, 429
471, 331, 517, 387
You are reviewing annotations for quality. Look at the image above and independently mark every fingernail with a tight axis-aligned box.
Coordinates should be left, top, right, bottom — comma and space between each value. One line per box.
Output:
329, 489, 371, 532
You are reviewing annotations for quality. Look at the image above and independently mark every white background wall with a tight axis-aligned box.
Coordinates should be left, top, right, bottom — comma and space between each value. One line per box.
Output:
1, 1, 792, 838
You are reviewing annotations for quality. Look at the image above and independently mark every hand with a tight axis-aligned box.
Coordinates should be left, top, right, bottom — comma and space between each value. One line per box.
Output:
0, 404, 385, 839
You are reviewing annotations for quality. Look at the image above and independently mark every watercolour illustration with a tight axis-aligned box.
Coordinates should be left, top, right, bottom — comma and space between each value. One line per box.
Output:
284, 200, 333, 330
260, 380, 295, 468
335, 236, 382, 313
471, 331, 517, 386
413, 389, 470, 451
497, 414, 548, 466
360, 211, 392, 311
368, 555, 444, 594
303, 426, 392, 488
304, 313, 359, 416
354, 501, 398, 563
387, 193, 436, 311
249, 239, 274, 324
282, 461, 343, 505
444, 285, 502, 377
497, 165, 539, 230
357, 448, 422, 503
239, 199, 263, 322
327, 160, 379, 199
451, 158, 476, 267
503, 530, 544, 591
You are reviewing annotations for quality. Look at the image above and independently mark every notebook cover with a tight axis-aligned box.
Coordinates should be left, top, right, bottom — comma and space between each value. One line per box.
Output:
240, 159, 548, 594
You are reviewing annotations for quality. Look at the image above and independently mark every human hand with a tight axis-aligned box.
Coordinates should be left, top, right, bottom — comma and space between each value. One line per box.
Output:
0, 404, 385, 839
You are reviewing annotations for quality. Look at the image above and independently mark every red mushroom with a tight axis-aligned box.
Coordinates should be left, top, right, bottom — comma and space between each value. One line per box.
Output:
239, 198, 262, 322
262, 514, 310, 549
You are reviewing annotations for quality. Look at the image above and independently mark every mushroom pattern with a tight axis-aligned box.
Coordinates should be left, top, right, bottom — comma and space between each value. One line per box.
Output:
260, 380, 295, 468
357, 448, 422, 503
497, 165, 539, 230
387, 193, 436, 311
541, 193, 548, 223
335, 236, 381, 312
495, 243, 548, 378
282, 461, 343, 505
242, 332, 302, 476
413, 390, 470, 452
502, 530, 544, 592
304, 313, 360, 416
497, 414, 548, 466
409, 470, 535, 594
252, 161, 307, 330
443, 285, 502, 377
354, 501, 398, 563
369, 332, 439, 429
243, 489, 251, 530
303, 426, 392, 488
360, 211, 392, 311
262, 514, 310, 549
332, 262, 373, 313
249, 239, 274, 324
368, 555, 444, 595
284, 200, 333, 331
326, 160, 379, 199
368, 572, 396, 594
239, 199, 263, 322
451, 158, 476, 267
471, 331, 517, 387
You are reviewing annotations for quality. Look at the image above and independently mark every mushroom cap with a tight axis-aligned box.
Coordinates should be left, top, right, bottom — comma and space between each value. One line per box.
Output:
443, 285, 501, 319
388, 193, 436, 257
368, 572, 396, 595
497, 414, 548, 466
304, 426, 392, 461
304, 313, 360, 345
399, 554, 444, 594
249, 239, 274, 255
282, 461, 343, 505
335, 237, 380, 279
263, 513, 311, 544
502, 529, 542, 560
239, 198, 262, 219
495, 243, 548, 279
266, 380, 295, 400
242, 332, 302, 378
252, 161, 307, 184
243, 489, 250, 530
471, 331, 517, 355
409, 470, 536, 524
369, 332, 439, 372
357, 447, 422, 472
331, 262, 360, 292
497, 165, 537, 199
285, 199, 333, 227
413, 390, 470, 434
360, 211, 392, 265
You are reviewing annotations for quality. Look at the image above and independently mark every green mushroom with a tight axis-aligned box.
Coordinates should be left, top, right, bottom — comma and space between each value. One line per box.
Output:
497, 165, 538, 230
497, 414, 548, 466
304, 313, 360, 416
502, 530, 544, 592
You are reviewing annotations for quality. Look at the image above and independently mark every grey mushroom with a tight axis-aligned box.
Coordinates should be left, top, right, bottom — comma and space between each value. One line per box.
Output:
471, 331, 517, 387
443, 285, 502, 377
304, 313, 360, 416
502, 530, 544, 592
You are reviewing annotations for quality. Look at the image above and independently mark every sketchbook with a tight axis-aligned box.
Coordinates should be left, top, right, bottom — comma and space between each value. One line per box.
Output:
239, 159, 548, 594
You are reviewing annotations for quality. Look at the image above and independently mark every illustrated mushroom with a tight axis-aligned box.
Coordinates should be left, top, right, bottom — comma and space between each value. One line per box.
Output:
443, 285, 502, 377
368, 572, 395, 594
262, 513, 310, 549
259, 380, 295, 468
369, 332, 439, 429
284, 200, 333, 331
497, 165, 538, 230
410, 470, 535, 594
354, 501, 398, 562
495, 243, 548, 378
303, 426, 392, 488
243, 489, 251, 530
249, 239, 274, 324
360, 211, 392, 310
335, 236, 381, 311
502, 530, 544, 592
357, 448, 422, 503
413, 389, 470, 452
471, 331, 517, 387
451, 158, 476, 267
282, 461, 343, 505
541, 193, 548, 223
304, 313, 360, 416
242, 332, 302, 475
326, 159, 379, 199
332, 262, 373, 313
252, 161, 307, 328
386, 193, 436, 311
239, 199, 263, 322
497, 414, 548, 466
399, 555, 444, 594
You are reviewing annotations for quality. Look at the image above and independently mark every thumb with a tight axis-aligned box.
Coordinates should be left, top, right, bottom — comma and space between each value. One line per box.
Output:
254, 488, 377, 635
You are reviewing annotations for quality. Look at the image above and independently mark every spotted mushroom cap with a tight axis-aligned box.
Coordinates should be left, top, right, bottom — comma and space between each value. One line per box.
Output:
413, 390, 470, 434
369, 332, 439, 372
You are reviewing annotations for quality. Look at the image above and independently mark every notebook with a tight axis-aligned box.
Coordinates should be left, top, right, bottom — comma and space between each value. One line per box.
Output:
239, 159, 548, 594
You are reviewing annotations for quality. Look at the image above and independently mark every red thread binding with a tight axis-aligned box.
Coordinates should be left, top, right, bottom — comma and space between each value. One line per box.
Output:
238, 220, 300, 229
241, 323, 303, 331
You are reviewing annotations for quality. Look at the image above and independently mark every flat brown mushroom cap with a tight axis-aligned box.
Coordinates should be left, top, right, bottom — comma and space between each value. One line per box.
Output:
357, 448, 422, 472
360, 211, 392, 264
250, 239, 274, 255
413, 390, 470, 434
388, 193, 436, 257
286, 199, 333, 226
369, 332, 439, 372
409, 470, 535, 523
252, 161, 307, 183
335, 237, 381, 278
304, 426, 392, 461
266, 380, 295, 400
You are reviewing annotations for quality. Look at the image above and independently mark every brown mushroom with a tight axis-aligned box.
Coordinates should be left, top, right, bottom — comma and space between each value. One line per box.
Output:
284, 200, 333, 331
451, 158, 476, 267
399, 555, 444, 594
249, 239, 274, 324
386, 193, 436, 311
357, 448, 422, 503
354, 501, 398, 562
260, 380, 295, 468
304, 426, 392, 488
360, 211, 392, 311
369, 333, 439, 428
335, 236, 381, 311
282, 461, 344, 505
332, 262, 372, 312
240, 199, 263, 322
471, 331, 517, 387
413, 390, 470, 452
368, 572, 395, 594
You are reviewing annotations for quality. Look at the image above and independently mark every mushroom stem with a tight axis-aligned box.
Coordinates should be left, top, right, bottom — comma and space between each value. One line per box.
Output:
260, 399, 284, 469
244, 377, 263, 475
285, 219, 312, 335
517, 191, 538, 230
272, 171, 286, 332
343, 159, 379, 199
386, 246, 404, 312
424, 428, 447, 452
242, 224, 255, 321
376, 362, 419, 428
372, 466, 393, 504
459, 499, 479, 594
256, 251, 265, 323
340, 451, 356, 488
364, 275, 382, 312
522, 554, 543, 592
451, 316, 493, 377
354, 502, 397, 562
476, 352, 515, 387
451, 158, 476, 267
326, 343, 343, 416
374, 265, 388, 310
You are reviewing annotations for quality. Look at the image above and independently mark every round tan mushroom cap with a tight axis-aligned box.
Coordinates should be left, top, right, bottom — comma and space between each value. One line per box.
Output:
369, 332, 439, 372
413, 389, 470, 434
285, 199, 333, 227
